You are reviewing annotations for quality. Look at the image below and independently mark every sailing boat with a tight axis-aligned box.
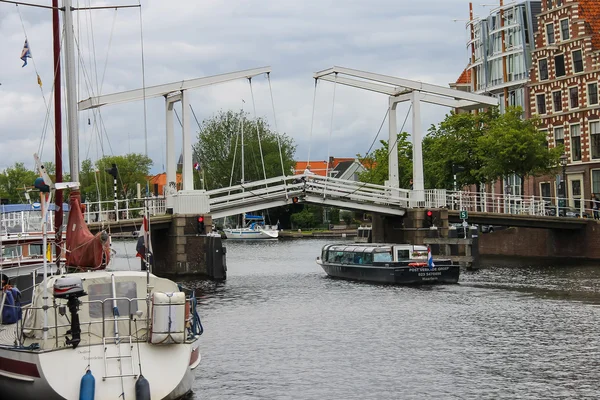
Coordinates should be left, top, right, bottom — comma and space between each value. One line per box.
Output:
222, 112, 279, 240
0, 1, 202, 399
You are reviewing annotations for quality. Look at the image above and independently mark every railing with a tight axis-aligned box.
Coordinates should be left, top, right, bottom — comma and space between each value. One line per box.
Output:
83, 197, 166, 224
0, 210, 55, 236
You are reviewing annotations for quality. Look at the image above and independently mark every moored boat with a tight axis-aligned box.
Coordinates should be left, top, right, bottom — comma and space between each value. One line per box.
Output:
223, 214, 279, 239
316, 243, 460, 284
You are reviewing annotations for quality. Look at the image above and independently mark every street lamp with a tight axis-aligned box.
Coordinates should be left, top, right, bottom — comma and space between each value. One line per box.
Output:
560, 154, 568, 208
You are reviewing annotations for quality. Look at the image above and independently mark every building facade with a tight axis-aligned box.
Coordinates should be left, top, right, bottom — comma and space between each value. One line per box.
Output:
460, 1, 542, 196
528, 0, 600, 208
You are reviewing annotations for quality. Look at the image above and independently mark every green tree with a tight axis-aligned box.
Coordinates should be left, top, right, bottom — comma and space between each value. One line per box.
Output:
0, 162, 39, 203
79, 154, 152, 204
192, 110, 296, 190
423, 109, 496, 191
477, 107, 563, 187
357, 132, 413, 188
290, 208, 318, 229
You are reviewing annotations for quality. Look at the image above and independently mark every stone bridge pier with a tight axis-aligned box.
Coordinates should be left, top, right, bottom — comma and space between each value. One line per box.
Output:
151, 215, 227, 280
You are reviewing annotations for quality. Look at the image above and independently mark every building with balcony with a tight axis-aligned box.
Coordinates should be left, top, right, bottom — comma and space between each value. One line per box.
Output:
527, 0, 600, 209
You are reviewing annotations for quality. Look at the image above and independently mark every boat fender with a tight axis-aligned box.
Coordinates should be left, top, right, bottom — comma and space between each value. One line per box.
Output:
135, 374, 151, 400
79, 370, 95, 400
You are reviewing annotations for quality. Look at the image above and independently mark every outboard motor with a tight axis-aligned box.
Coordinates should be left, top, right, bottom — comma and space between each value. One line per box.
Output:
53, 276, 87, 349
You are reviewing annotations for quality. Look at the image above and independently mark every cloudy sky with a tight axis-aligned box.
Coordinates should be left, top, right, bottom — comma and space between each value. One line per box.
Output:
0, 0, 493, 174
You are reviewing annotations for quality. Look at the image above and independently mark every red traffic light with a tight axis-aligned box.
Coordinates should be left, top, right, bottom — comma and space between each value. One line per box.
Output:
426, 210, 433, 217
292, 197, 299, 204
198, 216, 204, 223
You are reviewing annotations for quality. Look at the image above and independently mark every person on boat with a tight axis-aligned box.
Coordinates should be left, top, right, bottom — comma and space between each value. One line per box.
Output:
1, 274, 22, 325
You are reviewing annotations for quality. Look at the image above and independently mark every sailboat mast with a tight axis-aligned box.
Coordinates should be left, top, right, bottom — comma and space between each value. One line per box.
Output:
63, 0, 79, 182
53, 0, 63, 267
241, 111, 244, 185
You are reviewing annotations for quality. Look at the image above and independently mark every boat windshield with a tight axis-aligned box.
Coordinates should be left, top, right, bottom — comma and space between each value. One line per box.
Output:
373, 250, 392, 262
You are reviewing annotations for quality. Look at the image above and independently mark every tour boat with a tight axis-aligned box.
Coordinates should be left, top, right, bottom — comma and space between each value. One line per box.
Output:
316, 243, 460, 284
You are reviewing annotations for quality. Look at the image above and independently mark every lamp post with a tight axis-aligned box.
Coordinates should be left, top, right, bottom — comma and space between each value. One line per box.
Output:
560, 154, 568, 209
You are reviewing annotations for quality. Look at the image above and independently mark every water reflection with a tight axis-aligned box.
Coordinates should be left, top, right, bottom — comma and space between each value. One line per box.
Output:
112, 239, 600, 399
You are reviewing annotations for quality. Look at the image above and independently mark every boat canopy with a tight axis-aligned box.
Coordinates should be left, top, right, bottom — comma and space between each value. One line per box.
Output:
244, 214, 265, 221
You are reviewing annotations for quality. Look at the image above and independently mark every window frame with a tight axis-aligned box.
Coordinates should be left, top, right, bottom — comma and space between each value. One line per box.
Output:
569, 86, 579, 109
546, 23, 555, 45
590, 120, 600, 160
587, 82, 598, 106
560, 18, 570, 41
539, 58, 549, 81
554, 54, 566, 77
552, 90, 562, 112
570, 123, 582, 162
554, 126, 565, 148
536, 93, 547, 115
572, 50, 584, 73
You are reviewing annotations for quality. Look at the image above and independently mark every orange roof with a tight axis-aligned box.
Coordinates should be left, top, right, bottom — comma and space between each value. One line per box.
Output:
580, 0, 600, 50
147, 173, 182, 195
455, 68, 471, 85
294, 158, 374, 177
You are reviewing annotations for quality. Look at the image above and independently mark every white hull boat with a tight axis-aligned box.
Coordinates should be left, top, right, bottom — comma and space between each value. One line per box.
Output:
223, 226, 279, 239
0, 271, 202, 400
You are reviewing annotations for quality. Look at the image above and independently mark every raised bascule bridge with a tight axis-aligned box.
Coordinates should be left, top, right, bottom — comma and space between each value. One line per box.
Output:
72, 66, 599, 279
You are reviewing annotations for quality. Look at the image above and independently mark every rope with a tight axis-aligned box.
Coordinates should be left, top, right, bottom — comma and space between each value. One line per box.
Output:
138, 0, 149, 158
267, 73, 286, 176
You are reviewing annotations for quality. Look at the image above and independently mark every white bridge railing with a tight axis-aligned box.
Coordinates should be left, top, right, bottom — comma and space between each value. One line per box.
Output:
82, 197, 166, 224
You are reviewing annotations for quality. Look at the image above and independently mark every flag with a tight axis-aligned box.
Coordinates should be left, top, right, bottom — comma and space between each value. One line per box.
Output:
37, 74, 42, 87
427, 245, 435, 270
136, 213, 153, 260
194, 162, 201, 171
20, 39, 31, 67
46, 243, 52, 262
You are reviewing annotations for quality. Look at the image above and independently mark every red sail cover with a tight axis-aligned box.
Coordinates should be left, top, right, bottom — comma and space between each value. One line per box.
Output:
66, 190, 110, 270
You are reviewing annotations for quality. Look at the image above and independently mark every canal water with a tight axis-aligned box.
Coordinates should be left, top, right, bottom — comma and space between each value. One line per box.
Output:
112, 238, 600, 399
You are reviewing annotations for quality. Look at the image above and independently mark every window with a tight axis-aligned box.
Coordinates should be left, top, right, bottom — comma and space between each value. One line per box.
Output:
2, 245, 22, 259
588, 83, 598, 105
555, 54, 566, 77
554, 126, 564, 148
88, 281, 138, 318
570, 87, 579, 108
547, 0, 553, 9
553, 90, 562, 112
591, 121, 600, 159
593, 170, 600, 194
571, 124, 581, 161
29, 244, 43, 256
546, 23, 555, 44
571, 179, 582, 210
536, 94, 546, 114
539, 59, 549, 80
540, 182, 551, 201
560, 19, 570, 40
573, 50, 583, 73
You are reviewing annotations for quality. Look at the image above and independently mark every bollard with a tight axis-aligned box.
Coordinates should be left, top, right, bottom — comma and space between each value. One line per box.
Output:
469, 225, 480, 270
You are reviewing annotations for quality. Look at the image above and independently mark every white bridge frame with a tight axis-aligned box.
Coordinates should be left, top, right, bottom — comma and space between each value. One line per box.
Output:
313, 66, 498, 202
78, 66, 272, 209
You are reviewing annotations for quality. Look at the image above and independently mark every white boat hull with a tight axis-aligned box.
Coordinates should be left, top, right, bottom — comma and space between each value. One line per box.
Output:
0, 339, 200, 400
223, 228, 279, 239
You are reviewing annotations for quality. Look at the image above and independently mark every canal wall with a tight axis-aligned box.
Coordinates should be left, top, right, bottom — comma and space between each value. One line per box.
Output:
479, 222, 600, 264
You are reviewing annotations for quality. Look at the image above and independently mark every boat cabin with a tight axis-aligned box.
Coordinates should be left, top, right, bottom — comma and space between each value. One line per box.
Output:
320, 243, 428, 265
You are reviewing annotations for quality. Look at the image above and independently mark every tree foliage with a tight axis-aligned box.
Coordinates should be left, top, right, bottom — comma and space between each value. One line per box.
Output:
357, 132, 413, 188
192, 110, 296, 190
79, 154, 153, 204
0, 163, 39, 203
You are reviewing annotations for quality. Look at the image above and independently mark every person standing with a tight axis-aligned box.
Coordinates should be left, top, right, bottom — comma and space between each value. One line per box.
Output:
593, 194, 600, 220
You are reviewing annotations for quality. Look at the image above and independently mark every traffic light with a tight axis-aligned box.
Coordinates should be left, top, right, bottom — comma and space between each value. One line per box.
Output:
106, 163, 118, 178
292, 196, 299, 204
425, 209, 434, 227
197, 216, 205, 234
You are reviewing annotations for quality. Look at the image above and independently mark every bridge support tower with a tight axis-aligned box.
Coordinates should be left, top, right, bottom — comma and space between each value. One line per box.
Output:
152, 215, 227, 280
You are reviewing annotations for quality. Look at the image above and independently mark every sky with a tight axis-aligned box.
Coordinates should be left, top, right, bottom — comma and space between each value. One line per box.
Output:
0, 0, 495, 174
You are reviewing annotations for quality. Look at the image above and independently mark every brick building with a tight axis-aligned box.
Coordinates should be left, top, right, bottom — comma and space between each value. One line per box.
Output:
528, 0, 600, 209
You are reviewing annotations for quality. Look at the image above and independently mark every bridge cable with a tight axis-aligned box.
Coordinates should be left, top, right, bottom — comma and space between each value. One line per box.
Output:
306, 79, 318, 168
248, 78, 268, 184
323, 72, 338, 198
266, 72, 287, 177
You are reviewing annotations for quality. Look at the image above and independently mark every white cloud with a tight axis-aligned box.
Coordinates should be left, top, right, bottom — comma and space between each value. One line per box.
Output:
0, 0, 487, 173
